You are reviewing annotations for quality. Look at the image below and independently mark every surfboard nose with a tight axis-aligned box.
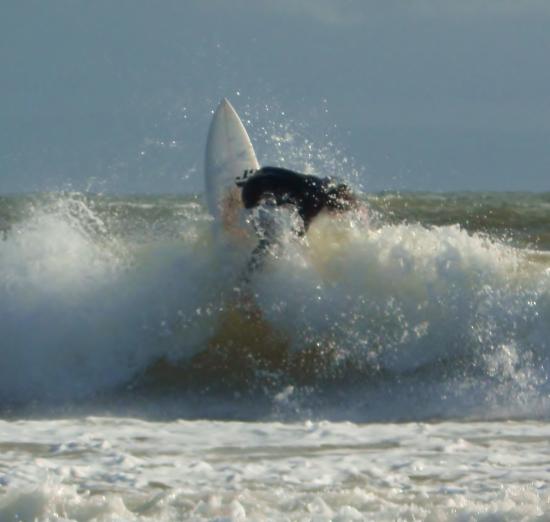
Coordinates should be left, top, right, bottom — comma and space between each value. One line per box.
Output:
205, 97, 259, 222
217, 98, 237, 118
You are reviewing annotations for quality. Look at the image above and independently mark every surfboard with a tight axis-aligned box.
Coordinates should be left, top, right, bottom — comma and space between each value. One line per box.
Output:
204, 98, 259, 236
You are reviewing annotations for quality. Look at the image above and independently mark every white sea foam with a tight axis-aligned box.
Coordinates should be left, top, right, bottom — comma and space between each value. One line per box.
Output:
0, 418, 549, 521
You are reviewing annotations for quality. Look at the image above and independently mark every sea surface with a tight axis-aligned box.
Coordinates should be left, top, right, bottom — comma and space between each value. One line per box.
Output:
1, 191, 550, 520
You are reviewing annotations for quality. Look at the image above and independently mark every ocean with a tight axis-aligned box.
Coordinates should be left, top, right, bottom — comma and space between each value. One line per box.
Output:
1, 191, 549, 520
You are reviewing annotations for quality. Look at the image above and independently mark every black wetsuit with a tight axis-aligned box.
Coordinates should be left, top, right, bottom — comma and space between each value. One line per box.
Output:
239, 167, 335, 276
240, 166, 333, 231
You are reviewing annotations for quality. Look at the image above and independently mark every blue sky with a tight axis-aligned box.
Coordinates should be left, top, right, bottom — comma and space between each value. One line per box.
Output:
1, 0, 549, 193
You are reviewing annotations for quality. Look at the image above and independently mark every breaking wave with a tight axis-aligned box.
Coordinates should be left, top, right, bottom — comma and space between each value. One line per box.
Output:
1, 192, 549, 421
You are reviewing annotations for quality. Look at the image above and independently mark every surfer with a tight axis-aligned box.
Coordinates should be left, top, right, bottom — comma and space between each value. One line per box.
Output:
237, 166, 357, 273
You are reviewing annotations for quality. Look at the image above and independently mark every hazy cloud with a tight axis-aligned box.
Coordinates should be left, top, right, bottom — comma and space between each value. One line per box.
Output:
220, 0, 550, 22
413, 0, 550, 17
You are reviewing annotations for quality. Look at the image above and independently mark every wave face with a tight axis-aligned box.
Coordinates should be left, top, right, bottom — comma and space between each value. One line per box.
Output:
1, 192, 549, 421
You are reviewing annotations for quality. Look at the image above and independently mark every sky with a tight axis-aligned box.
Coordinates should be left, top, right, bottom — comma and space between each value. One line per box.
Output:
1, 0, 550, 193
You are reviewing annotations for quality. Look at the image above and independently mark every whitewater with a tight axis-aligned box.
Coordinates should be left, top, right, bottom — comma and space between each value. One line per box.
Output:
1, 191, 550, 520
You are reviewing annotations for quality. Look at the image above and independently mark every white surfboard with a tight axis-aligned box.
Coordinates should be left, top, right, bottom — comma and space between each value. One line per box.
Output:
204, 98, 259, 236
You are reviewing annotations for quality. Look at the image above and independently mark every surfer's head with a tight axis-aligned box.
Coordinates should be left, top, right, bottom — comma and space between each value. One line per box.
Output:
324, 182, 357, 212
